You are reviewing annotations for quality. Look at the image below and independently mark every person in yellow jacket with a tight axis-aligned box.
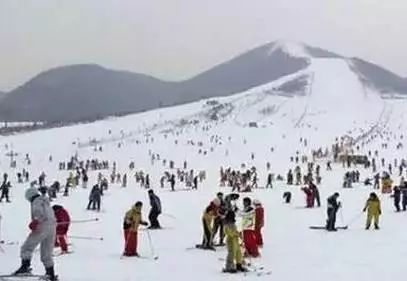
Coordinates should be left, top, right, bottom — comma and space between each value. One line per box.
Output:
123, 201, 148, 256
363, 192, 381, 230
223, 211, 247, 273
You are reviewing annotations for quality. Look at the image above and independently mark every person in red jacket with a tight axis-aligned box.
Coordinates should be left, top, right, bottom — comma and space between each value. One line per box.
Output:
52, 205, 71, 254
301, 186, 314, 208
253, 199, 264, 247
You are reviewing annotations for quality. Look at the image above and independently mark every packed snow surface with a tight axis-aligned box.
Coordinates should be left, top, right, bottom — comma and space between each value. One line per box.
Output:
1, 54, 407, 281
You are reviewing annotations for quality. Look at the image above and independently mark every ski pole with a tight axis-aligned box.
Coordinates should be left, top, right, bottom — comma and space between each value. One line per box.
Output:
345, 211, 364, 227
0, 216, 4, 253
339, 207, 345, 226
145, 229, 158, 260
68, 235, 104, 241
57, 218, 99, 226
161, 213, 176, 220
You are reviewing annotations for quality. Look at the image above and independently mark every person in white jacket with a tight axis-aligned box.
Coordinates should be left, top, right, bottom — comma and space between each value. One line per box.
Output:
240, 197, 260, 257
14, 187, 57, 281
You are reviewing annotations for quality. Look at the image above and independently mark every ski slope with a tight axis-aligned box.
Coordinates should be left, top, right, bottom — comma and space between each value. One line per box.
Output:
1, 45, 407, 281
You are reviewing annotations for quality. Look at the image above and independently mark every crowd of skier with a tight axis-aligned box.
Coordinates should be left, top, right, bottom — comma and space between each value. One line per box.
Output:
2, 127, 407, 280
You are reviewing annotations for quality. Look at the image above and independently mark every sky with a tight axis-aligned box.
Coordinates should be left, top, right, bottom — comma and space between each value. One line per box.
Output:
0, 0, 406, 91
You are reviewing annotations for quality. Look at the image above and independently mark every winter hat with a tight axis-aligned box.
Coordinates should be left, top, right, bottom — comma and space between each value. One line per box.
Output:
25, 187, 39, 201
212, 198, 221, 207
253, 199, 261, 206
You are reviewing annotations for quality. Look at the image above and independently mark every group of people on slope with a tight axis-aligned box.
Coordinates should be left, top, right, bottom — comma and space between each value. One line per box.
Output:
326, 192, 382, 231
198, 192, 264, 273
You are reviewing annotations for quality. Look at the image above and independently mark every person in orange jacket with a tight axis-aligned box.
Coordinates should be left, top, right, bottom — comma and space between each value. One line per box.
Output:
253, 199, 264, 247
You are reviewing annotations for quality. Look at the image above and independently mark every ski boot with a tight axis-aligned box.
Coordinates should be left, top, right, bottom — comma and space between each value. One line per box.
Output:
222, 268, 237, 273
14, 259, 32, 275
45, 266, 58, 281
236, 264, 248, 272
374, 224, 380, 230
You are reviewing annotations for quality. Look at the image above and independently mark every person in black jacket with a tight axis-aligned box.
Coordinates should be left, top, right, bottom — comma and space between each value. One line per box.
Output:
309, 181, 320, 207
148, 190, 162, 229
212, 192, 226, 246
326, 193, 341, 231
0, 181, 11, 202
393, 186, 401, 212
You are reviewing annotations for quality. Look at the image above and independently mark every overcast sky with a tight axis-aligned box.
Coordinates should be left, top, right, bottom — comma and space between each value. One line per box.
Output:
0, 0, 406, 91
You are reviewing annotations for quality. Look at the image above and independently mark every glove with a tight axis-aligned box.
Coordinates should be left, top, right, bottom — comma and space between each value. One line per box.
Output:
29, 219, 39, 231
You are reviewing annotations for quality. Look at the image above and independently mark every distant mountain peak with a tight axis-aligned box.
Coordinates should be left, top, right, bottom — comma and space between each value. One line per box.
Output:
268, 40, 310, 58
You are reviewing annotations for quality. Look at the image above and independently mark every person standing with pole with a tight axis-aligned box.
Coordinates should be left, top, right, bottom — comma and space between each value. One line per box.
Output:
52, 205, 71, 254
326, 192, 341, 231
122, 202, 148, 257
13, 187, 57, 281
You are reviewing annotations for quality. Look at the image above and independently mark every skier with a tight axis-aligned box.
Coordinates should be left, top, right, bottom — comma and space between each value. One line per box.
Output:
212, 192, 226, 246
147, 190, 162, 229
253, 200, 264, 247
87, 184, 102, 211
122, 174, 127, 188
392, 186, 401, 212
301, 186, 314, 208
123, 202, 148, 256
363, 192, 381, 230
266, 173, 273, 188
169, 174, 176, 191
240, 197, 259, 257
309, 181, 321, 207
401, 183, 407, 211
222, 211, 246, 273
13, 187, 57, 281
52, 205, 71, 254
197, 198, 221, 250
0, 181, 11, 203
287, 170, 293, 185
326, 193, 341, 231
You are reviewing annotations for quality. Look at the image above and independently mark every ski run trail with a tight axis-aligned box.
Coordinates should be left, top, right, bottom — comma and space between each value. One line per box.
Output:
1, 49, 407, 281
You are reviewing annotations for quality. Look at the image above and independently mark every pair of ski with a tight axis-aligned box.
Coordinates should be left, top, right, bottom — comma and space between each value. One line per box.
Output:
0, 273, 58, 281
0, 240, 18, 246
120, 254, 159, 261
309, 226, 348, 230
219, 258, 272, 276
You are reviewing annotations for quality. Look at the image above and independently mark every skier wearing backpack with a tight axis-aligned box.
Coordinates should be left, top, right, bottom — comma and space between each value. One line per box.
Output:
14, 187, 57, 281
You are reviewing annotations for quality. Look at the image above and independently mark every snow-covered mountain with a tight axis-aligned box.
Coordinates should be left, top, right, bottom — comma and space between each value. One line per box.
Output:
1, 49, 407, 281
0, 40, 406, 123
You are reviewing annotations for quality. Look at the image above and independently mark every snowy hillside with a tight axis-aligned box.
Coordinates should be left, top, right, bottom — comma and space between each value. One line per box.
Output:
1, 43, 407, 281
